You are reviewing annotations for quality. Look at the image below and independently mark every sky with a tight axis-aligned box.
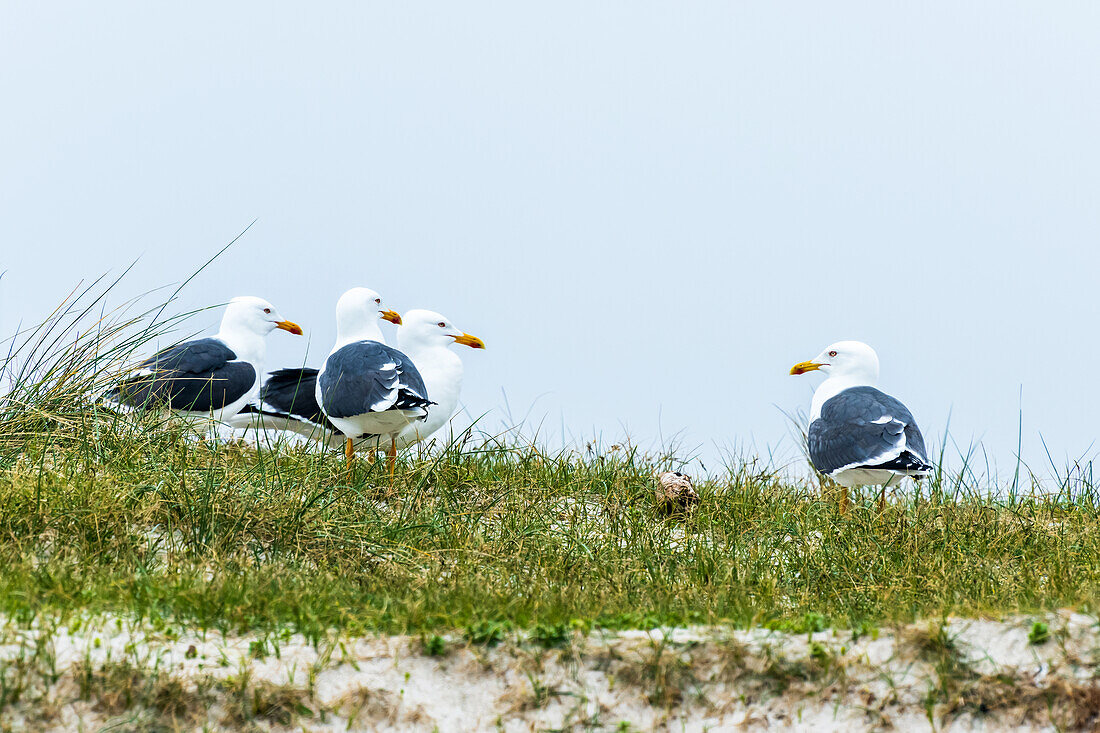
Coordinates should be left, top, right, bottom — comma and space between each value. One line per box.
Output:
2, 2, 1099, 482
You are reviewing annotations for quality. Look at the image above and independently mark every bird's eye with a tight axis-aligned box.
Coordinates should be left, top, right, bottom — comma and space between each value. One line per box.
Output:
438, 322, 446, 328
375, 298, 381, 305
263, 308, 271, 314
828, 350, 837, 357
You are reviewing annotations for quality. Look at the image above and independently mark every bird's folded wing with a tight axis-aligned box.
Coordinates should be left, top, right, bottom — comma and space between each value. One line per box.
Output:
808, 386, 930, 475
112, 338, 255, 412
319, 342, 432, 418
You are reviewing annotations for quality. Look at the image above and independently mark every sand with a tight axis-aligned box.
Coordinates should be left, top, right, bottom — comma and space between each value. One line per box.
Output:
1, 611, 1098, 731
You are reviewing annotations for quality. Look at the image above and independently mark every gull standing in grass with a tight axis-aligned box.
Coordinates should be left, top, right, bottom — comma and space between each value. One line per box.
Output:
393, 309, 485, 449
316, 287, 432, 474
233, 309, 485, 452
105, 296, 302, 424
790, 340, 932, 512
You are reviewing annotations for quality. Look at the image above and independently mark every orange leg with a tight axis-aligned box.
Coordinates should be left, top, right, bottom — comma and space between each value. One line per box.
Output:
344, 438, 355, 481
387, 436, 397, 478
839, 486, 849, 515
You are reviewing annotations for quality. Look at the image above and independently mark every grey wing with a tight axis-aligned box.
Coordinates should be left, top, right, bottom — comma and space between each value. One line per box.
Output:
319, 342, 432, 419
110, 338, 256, 412
808, 386, 931, 476
255, 368, 335, 430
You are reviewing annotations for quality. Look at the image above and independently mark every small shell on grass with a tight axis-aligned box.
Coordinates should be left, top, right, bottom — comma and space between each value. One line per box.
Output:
654, 471, 700, 514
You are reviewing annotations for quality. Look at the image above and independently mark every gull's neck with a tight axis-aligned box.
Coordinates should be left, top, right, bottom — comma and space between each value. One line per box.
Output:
400, 341, 463, 381
810, 373, 876, 421
398, 341, 464, 429
216, 320, 267, 367
333, 317, 385, 351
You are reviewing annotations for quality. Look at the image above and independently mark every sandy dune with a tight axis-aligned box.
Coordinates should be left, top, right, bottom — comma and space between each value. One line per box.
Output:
2, 612, 1098, 731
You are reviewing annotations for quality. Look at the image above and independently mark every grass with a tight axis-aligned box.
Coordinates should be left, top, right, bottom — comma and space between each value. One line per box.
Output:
2, 274, 1100, 643
1028, 620, 1052, 644
3, 413, 1100, 640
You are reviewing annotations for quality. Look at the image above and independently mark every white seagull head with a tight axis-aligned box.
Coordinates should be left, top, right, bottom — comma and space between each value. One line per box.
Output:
221, 296, 302, 338
790, 340, 879, 385
398, 309, 486, 352
333, 287, 402, 347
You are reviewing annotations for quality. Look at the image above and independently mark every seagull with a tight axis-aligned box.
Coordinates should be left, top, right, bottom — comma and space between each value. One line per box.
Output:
393, 309, 485, 449
231, 309, 485, 453
316, 287, 432, 473
105, 296, 302, 425
230, 367, 337, 441
790, 340, 932, 511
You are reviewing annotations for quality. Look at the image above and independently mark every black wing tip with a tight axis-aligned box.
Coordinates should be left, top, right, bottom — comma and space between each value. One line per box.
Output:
868, 451, 934, 474
267, 367, 320, 380
394, 396, 434, 411
241, 400, 330, 431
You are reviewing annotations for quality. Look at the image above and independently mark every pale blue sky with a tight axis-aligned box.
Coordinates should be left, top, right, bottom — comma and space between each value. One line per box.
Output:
2, 2, 1099, 479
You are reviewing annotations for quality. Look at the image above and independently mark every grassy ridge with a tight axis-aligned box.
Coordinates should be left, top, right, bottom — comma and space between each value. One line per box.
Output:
2, 277, 1099, 640
2, 414, 1099, 639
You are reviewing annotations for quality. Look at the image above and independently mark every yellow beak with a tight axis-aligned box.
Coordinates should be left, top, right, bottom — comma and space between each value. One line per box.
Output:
789, 360, 822, 375
453, 333, 486, 349
276, 320, 304, 335
381, 309, 403, 325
